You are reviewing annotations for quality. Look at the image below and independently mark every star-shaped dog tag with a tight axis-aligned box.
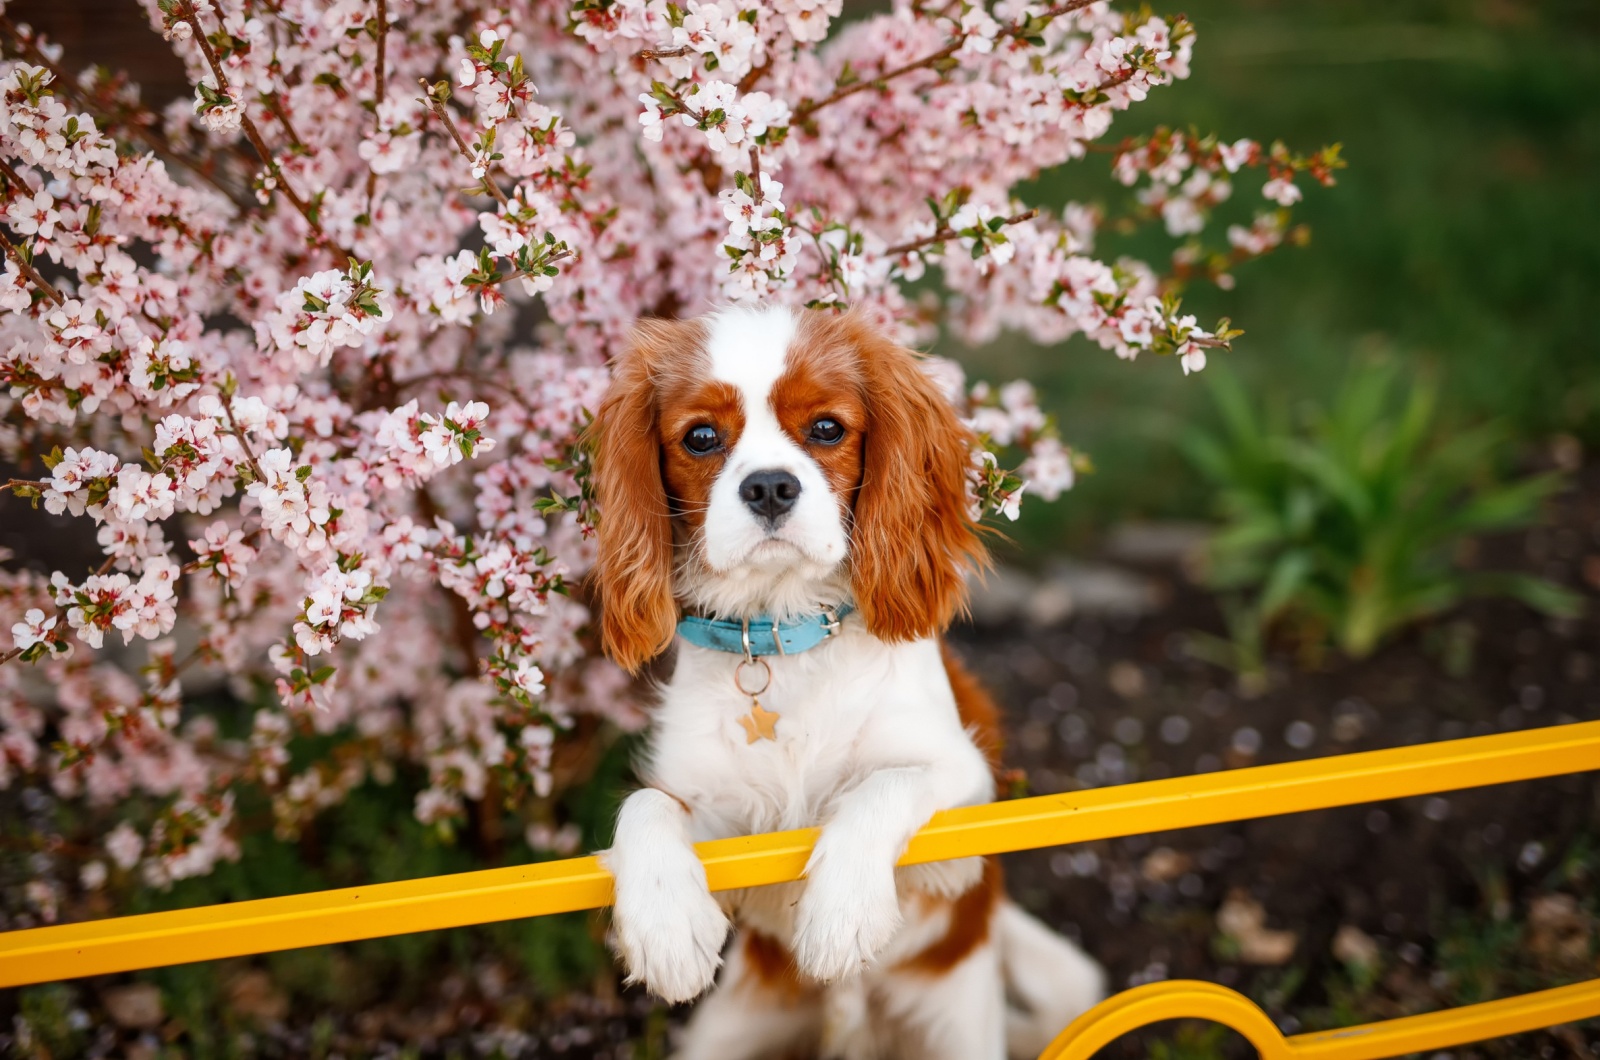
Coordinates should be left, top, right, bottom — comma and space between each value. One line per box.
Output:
738, 700, 780, 743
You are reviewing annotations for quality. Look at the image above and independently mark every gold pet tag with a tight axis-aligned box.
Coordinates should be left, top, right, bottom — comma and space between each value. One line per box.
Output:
734, 657, 778, 743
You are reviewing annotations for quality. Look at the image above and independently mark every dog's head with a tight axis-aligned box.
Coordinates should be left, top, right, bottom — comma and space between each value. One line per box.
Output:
588, 306, 987, 673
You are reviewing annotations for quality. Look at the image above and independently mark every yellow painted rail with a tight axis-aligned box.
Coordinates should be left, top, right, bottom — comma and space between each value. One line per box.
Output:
4, 719, 1600, 1058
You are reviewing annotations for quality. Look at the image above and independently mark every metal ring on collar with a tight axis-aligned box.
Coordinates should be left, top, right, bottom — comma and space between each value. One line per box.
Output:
734, 657, 772, 698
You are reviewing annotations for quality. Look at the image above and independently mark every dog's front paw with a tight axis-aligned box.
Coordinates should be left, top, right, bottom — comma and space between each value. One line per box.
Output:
606, 845, 730, 1003
793, 847, 902, 983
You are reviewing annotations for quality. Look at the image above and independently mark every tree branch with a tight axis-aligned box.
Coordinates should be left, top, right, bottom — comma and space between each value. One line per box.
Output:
364, 0, 388, 218
0, 155, 35, 200
884, 208, 1037, 257
748, 146, 764, 203
415, 79, 575, 285
176, 2, 356, 260
217, 390, 267, 484
634, 47, 767, 93
414, 487, 483, 669
795, 45, 960, 122
417, 78, 512, 210
0, 15, 254, 213
263, 95, 306, 150
793, 0, 1100, 123
737, 60, 770, 95
636, 46, 691, 61
0, 229, 64, 305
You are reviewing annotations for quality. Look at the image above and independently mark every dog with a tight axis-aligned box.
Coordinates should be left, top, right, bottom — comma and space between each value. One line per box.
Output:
588, 305, 1105, 1059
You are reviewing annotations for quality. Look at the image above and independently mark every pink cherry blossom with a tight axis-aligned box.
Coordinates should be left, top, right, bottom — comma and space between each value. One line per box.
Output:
0, 0, 1334, 885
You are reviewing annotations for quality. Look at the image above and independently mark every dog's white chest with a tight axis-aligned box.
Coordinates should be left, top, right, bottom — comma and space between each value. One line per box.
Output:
642, 631, 955, 838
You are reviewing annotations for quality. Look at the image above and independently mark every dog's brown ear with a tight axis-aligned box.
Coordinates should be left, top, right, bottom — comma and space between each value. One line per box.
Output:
586, 323, 683, 673
843, 312, 988, 641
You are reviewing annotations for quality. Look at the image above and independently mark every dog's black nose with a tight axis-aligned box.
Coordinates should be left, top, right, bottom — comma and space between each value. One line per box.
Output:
739, 470, 801, 522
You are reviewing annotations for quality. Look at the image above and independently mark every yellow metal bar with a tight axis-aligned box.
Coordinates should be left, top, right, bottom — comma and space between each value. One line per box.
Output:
1289, 977, 1600, 1058
1039, 977, 1600, 1060
2, 719, 1598, 989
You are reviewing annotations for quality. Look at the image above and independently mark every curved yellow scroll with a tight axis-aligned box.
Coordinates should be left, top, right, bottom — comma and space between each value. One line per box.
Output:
1039, 977, 1600, 1060
1041, 980, 1295, 1059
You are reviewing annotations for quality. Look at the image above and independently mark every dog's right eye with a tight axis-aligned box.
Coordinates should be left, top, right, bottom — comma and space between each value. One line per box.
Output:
683, 424, 721, 455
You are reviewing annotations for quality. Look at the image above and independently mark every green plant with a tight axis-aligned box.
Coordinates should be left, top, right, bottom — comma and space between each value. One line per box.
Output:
1181, 360, 1582, 663
1149, 1021, 1233, 1060
14, 983, 86, 1058
1434, 894, 1531, 1007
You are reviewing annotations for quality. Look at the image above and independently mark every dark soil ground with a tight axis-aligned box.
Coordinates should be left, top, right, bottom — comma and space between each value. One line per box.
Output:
6, 466, 1599, 1059
954, 464, 1600, 1059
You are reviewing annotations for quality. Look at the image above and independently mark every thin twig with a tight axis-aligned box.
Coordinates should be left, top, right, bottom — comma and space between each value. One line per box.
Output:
2, 635, 36, 667
479, 247, 574, 289
364, 0, 388, 218
883, 208, 1038, 257
737, 60, 770, 95
0, 159, 66, 303
795, 45, 960, 121
414, 487, 484, 666
217, 391, 267, 484
636, 46, 692, 61
415, 75, 576, 284
395, 367, 523, 403
264, 96, 306, 149
0, 229, 64, 305
0, 155, 33, 196
0, 15, 254, 212
176, 2, 356, 260
417, 77, 512, 210
793, 0, 1100, 123
634, 46, 767, 93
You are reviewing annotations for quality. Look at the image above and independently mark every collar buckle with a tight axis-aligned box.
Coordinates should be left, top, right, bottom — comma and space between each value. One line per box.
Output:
820, 605, 842, 638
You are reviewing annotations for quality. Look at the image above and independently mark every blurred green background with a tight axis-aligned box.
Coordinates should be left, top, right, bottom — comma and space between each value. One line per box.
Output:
979, 0, 1600, 555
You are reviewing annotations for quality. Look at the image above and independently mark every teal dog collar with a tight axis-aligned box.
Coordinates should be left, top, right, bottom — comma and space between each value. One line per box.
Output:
677, 604, 853, 658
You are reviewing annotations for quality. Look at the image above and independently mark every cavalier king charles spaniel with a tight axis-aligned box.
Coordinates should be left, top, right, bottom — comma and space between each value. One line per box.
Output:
589, 305, 1104, 1059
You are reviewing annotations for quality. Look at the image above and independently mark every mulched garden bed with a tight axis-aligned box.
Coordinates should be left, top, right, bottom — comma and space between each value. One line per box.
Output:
960, 459, 1600, 1059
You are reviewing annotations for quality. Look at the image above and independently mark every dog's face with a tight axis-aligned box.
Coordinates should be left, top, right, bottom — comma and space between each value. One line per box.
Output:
589, 306, 986, 673
659, 308, 862, 590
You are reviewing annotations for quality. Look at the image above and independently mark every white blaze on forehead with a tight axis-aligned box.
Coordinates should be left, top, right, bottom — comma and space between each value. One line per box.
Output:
703, 305, 797, 406
689, 304, 850, 602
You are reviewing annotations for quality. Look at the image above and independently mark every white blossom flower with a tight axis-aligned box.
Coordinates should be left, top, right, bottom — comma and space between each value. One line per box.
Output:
1263, 177, 1303, 206
10, 608, 57, 652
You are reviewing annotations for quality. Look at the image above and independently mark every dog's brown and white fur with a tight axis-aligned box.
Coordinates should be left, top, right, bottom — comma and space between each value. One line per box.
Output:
589, 306, 1104, 1059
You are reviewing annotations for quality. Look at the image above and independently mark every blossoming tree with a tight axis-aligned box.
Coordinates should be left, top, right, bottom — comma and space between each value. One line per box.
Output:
0, 0, 1337, 906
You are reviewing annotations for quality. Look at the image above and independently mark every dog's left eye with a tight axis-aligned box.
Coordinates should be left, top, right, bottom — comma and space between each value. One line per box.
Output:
683, 424, 722, 455
808, 418, 844, 445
